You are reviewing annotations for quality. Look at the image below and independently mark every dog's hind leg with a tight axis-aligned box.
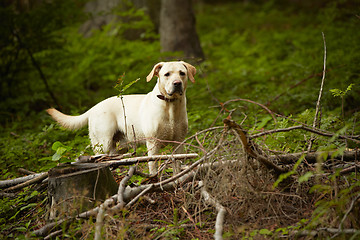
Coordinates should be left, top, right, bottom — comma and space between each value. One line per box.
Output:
88, 116, 118, 155
89, 131, 112, 155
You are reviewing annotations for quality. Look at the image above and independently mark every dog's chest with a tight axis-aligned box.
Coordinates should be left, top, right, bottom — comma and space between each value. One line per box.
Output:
154, 104, 187, 141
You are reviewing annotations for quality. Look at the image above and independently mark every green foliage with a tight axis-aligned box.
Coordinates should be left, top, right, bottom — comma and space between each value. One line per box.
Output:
0, 0, 359, 238
51, 141, 73, 162
152, 208, 189, 239
115, 75, 141, 96
195, 0, 360, 115
307, 172, 360, 230
0, 189, 46, 239
273, 154, 305, 188
330, 83, 355, 98
0, 113, 91, 177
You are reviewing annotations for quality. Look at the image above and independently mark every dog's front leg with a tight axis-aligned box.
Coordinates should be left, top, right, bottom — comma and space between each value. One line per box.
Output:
146, 140, 160, 175
172, 144, 184, 175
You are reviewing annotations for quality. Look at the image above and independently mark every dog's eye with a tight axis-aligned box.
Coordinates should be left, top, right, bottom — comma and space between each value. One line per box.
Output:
164, 72, 170, 77
179, 71, 186, 76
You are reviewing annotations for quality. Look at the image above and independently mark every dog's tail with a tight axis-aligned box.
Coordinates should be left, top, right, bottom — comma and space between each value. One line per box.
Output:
46, 108, 89, 130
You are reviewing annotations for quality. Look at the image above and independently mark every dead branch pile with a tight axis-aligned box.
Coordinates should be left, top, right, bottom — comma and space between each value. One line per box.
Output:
1, 118, 360, 239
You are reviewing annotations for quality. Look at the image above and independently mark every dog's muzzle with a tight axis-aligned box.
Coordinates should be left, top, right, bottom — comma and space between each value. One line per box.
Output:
169, 80, 183, 96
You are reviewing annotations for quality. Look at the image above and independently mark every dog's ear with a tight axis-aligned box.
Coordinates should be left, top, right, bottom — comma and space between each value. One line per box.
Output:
146, 62, 164, 82
181, 61, 196, 83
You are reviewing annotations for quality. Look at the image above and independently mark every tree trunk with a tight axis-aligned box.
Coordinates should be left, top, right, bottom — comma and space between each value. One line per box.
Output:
48, 163, 118, 220
159, 0, 204, 61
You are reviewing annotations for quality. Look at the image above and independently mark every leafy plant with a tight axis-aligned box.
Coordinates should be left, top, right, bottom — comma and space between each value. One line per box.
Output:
152, 208, 189, 239
51, 141, 73, 162
330, 83, 355, 119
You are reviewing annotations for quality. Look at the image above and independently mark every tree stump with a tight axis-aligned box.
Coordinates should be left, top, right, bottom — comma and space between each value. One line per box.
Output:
48, 163, 118, 220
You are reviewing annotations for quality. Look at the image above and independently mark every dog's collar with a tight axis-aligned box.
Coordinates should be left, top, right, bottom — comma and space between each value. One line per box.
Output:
157, 94, 177, 102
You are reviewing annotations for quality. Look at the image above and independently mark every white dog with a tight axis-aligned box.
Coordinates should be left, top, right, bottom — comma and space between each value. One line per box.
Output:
47, 61, 196, 174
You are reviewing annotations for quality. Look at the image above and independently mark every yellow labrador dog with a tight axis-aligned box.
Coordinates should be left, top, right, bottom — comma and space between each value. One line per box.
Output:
47, 61, 196, 174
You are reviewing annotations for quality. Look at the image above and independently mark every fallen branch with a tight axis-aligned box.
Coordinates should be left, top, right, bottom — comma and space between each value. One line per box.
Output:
105, 153, 199, 168
223, 98, 277, 124
269, 150, 360, 164
112, 166, 136, 212
121, 148, 219, 203
2, 153, 195, 192
94, 203, 106, 240
3, 172, 48, 192
291, 227, 360, 237
33, 149, 217, 237
223, 119, 287, 175
44, 229, 63, 240
125, 185, 153, 208
249, 124, 360, 144
0, 192, 16, 198
199, 181, 226, 240
18, 168, 36, 175
0, 172, 46, 189
338, 193, 360, 231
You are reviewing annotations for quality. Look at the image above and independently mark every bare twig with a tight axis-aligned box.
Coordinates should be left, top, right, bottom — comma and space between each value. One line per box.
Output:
125, 185, 153, 207
339, 193, 360, 230
249, 124, 360, 144
292, 227, 360, 237
173, 126, 224, 154
18, 168, 36, 175
3, 172, 48, 192
223, 98, 277, 124
0, 172, 46, 189
223, 119, 287, 175
112, 166, 136, 212
308, 32, 327, 152
44, 229, 63, 240
273, 113, 360, 143
34, 129, 229, 238
199, 181, 226, 240
249, 125, 304, 139
105, 153, 198, 168
94, 203, 106, 240
32, 217, 70, 237
270, 150, 360, 164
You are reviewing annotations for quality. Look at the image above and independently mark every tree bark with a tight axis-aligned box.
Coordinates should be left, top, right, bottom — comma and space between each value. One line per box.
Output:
48, 163, 118, 220
160, 0, 204, 60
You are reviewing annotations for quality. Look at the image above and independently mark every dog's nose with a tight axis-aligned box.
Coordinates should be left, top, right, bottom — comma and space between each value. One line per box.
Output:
173, 80, 182, 87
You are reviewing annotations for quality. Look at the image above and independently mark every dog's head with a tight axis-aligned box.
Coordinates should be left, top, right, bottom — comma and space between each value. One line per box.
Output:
146, 61, 196, 99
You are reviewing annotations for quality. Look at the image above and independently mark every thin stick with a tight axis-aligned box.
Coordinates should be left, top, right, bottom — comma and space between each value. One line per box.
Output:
105, 153, 198, 167
292, 228, 360, 237
112, 166, 136, 211
125, 185, 153, 207
3, 172, 48, 192
18, 168, 36, 175
339, 193, 360, 230
94, 203, 105, 240
44, 229, 63, 240
273, 113, 360, 143
199, 181, 226, 240
249, 124, 359, 143
223, 119, 287, 175
308, 32, 327, 152
223, 98, 277, 124
0, 172, 45, 189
